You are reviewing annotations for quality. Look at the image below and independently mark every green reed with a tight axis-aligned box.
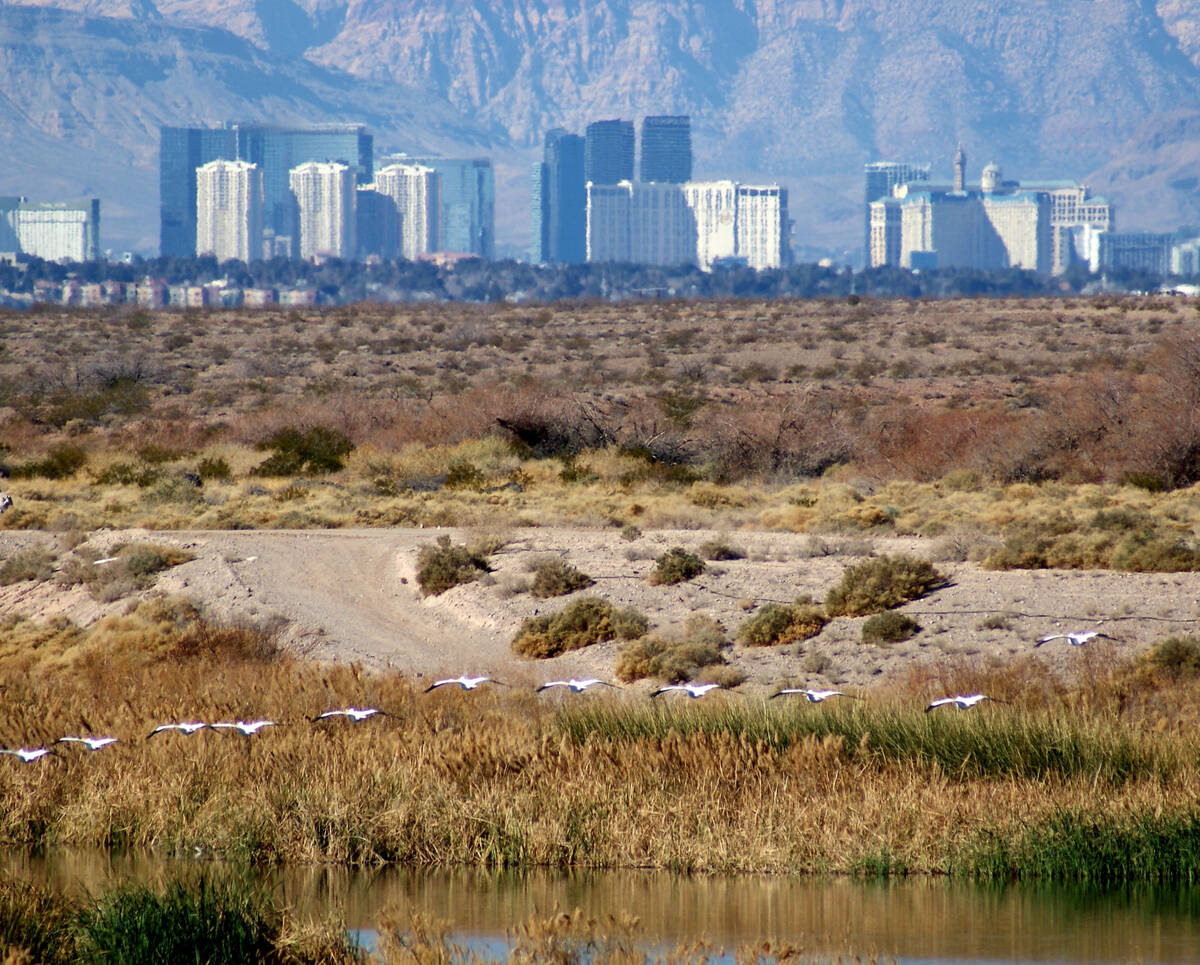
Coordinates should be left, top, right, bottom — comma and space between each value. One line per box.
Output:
556, 698, 1187, 784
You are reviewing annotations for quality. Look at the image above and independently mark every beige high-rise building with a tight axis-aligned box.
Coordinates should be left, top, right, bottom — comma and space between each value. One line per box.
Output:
289, 161, 356, 259
374, 164, 439, 259
196, 160, 263, 262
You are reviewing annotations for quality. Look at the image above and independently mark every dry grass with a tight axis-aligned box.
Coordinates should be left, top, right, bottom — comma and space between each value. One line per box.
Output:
1, 599, 1194, 879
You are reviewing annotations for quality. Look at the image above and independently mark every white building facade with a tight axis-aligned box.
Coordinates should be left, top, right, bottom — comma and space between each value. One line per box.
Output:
289, 161, 356, 259
196, 160, 263, 262
0, 197, 100, 262
374, 164, 440, 260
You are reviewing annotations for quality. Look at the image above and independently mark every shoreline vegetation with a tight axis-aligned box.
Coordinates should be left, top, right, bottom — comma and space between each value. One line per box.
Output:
0, 601, 1199, 884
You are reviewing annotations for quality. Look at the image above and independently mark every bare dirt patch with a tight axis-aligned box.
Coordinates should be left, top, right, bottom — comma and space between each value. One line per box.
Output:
3, 527, 1197, 694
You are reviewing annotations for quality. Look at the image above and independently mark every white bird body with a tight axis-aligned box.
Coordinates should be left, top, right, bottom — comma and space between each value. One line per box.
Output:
210, 720, 276, 736
771, 688, 859, 703
925, 694, 999, 712
148, 722, 207, 738
536, 678, 614, 693
0, 492, 11, 514
651, 683, 723, 699
56, 736, 119, 751
424, 676, 505, 692
1, 747, 52, 762
312, 708, 389, 722
1035, 630, 1118, 647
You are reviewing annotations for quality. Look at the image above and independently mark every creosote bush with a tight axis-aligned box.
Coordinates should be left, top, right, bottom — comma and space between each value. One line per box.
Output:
0, 546, 57, 585
511, 596, 648, 658
415, 535, 492, 596
824, 555, 945, 616
528, 556, 595, 598
699, 539, 745, 561
861, 611, 921, 645
736, 601, 828, 647
9, 443, 88, 480
253, 426, 354, 476
616, 615, 728, 682
648, 547, 705, 586
1140, 636, 1200, 681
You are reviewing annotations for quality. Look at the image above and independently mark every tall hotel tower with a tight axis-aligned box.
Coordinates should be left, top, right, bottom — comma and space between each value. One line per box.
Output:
585, 120, 635, 185
289, 161, 356, 259
531, 129, 586, 264
374, 164, 440, 259
195, 160, 263, 262
639, 116, 692, 183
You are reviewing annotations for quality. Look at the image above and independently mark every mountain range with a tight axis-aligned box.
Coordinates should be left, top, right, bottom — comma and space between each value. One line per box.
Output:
5, 0, 1200, 258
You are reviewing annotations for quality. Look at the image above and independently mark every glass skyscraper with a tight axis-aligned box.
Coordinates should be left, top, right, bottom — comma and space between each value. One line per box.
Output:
160, 123, 373, 257
639, 116, 692, 183
530, 129, 585, 264
383, 156, 494, 258
585, 120, 635, 186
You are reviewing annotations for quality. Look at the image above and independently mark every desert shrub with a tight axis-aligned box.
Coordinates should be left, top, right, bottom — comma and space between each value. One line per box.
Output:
861, 611, 921, 645
123, 544, 194, 579
978, 613, 1014, 631
253, 426, 354, 476
511, 597, 647, 658
444, 460, 486, 490
0, 546, 57, 585
92, 462, 161, 487
648, 547, 705, 586
736, 601, 828, 647
1142, 636, 1200, 680
699, 538, 745, 561
824, 555, 945, 616
527, 557, 594, 598
620, 524, 642, 541
9, 444, 88, 480
415, 535, 491, 596
196, 456, 232, 482
616, 615, 727, 682
1110, 533, 1200, 572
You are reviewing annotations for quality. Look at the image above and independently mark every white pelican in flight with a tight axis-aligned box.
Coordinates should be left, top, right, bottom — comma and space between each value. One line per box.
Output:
536, 679, 615, 693
56, 736, 119, 751
925, 694, 1002, 712
1035, 630, 1119, 647
312, 708, 391, 722
424, 676, 506, 692
210, 720, 276, 736
651, 683, 724, 699
0, 747, 52, 762
770, 688, 860, 703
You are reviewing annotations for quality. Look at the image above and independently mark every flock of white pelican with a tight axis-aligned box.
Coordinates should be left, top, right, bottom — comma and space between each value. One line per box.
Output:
0, 629, 1115, 763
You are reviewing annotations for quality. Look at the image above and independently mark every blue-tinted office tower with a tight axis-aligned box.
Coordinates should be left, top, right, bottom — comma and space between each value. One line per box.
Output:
585, 120, 635, 186
531, 128, 586, 264
382, 156, 494, 258
639, 115, 692, 183
160, 123, 373, 257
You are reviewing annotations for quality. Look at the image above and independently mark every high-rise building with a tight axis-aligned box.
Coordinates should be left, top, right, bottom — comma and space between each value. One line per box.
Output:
531, 129, 586, 264
0, 197, 100, 262
586, 179, 787, 271
289, 161, 356, 259
585, 120, 635, 186
160, 124, 372, 257
355, 186, 400, 260
195, 160, 263, 262
374, 164, 439, 260
640, 116, 692, 183
863, 161, 930, 266
381, 156, 493, 257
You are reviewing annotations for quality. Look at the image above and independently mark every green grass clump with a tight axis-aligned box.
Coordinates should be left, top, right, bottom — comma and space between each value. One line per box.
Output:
416, 535, 492, 596
647, 547, 705, 586
824, 555, 945, 616
253, 425, 354, 476
861, 611, 920, 645
0, 545, 57, 584
77, 877, 277, 965
528, 557, 595, 598
736, 601, 827, 646
556, 700, 1177, 785
512, 596, 647, 658
964, 810, 1200, 883
196, 455, 233, 482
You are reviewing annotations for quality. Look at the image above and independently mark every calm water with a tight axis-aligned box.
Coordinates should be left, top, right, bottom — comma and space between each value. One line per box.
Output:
4, 850, 1199, 963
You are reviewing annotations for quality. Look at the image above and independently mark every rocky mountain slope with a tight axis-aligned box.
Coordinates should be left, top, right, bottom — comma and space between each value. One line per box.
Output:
5, 0, 1200, 255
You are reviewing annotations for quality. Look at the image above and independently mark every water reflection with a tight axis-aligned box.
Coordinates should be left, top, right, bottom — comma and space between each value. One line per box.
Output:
4, 851, 1199, 963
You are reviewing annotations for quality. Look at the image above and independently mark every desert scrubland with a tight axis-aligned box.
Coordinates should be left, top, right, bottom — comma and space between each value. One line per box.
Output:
2, 296, 1200, 929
